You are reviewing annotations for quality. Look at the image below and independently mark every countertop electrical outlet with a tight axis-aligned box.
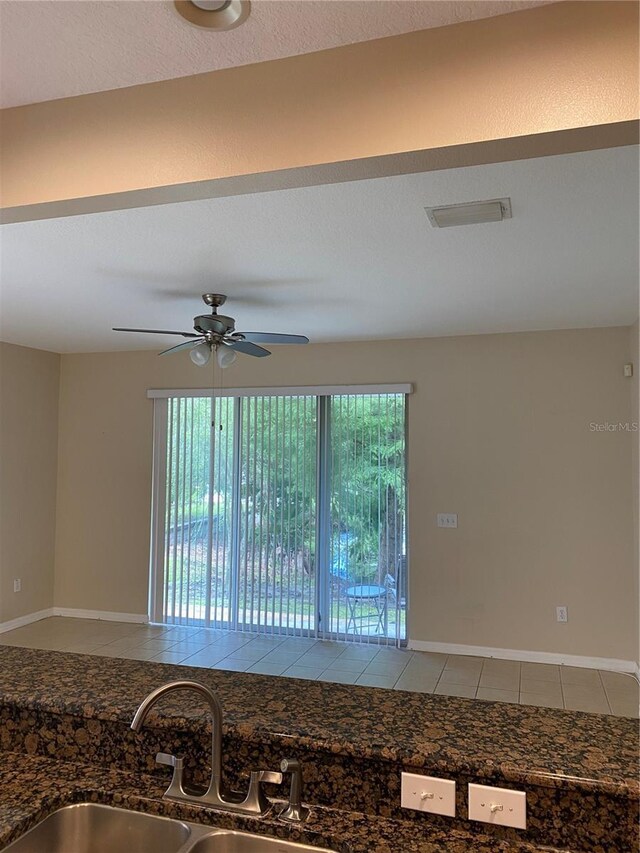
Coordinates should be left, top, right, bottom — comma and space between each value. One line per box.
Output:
401, 772, 456, 817
468, 783, 526, 829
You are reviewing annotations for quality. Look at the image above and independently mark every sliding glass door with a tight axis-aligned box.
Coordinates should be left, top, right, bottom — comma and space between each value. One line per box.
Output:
160, 395, 235, 626
151, 387, 407, 644
237, 396, 317, 634
324, 394, 406, 641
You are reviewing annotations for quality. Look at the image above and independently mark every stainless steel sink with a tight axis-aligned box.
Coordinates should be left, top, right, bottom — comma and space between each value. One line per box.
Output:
187, 830, 335, 852
2, 804, 339, 853
2, 803, 191, 853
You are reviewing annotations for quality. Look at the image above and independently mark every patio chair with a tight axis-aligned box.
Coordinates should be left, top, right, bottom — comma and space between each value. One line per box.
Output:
384, 556, 407, 608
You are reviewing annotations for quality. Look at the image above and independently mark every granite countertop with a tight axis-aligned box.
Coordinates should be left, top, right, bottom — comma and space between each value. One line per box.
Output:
0, 646, 637, 800
0, 751, 568, 853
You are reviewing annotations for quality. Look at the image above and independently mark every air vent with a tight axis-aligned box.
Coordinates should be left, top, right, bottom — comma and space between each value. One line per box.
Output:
425, 198, 512, 228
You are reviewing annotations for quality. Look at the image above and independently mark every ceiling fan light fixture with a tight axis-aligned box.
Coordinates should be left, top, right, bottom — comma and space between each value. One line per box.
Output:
217, 346, 238, 368
174, 0, 250, 30
190, 342, 212, 366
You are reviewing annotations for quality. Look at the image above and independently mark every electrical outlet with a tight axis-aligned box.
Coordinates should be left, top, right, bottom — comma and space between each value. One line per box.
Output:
437, 513, 458, 529
401, 772, 456, 817
556, 605, 568, 623
13, 578, 21, 593
468, 783, 526, 829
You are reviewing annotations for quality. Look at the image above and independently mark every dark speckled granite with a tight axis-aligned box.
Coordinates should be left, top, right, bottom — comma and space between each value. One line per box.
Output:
0, 645, 638, 852
0, 752, 567, 853
0, 646, 636, 796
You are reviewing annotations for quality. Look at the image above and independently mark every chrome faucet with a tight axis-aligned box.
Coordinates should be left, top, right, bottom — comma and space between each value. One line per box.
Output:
130, 680, 283, 817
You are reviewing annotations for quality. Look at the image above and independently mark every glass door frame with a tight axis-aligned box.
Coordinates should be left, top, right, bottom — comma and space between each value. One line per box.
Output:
149, 387, 409, 643
315, 396, 330, 638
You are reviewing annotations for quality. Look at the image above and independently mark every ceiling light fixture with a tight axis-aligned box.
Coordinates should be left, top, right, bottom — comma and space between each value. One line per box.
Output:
174, 0, 250, 30
425, 198, 512, 228
189, 342, 212, 366
217, 346, 237, 369
192, 0, 231, 10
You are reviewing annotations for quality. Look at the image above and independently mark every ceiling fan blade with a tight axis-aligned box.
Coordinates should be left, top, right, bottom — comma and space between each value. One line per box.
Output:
226, 340, 271, 358
112, 328, 200, 337
159, 339, 205, 356
237, 332, 309, 345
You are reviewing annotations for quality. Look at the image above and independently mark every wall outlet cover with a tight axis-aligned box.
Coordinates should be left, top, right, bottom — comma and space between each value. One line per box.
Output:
468, 783, 526, 829
401, 772, 456, 817
437, 513, 458, 528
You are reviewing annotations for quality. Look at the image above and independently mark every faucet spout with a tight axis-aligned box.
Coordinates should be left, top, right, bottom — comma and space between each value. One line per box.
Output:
130, 679, 282, 817
130, 680, 225, 801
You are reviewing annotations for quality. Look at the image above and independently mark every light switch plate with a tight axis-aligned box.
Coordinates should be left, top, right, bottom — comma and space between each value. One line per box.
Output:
437, 513, 458, 528
468, 783, 526, 829
401, 772, 456, 817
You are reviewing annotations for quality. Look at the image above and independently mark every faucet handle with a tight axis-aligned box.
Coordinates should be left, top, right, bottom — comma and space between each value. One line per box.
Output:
156, 752, 182, 769
155, 752, 186, 798
243, 769, 284, 816
251, 769, 284, 786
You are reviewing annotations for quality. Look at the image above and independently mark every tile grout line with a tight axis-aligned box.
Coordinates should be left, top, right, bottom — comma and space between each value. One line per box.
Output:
559, 673, 567, 711
432, 656, 449, 694
3, 620, 637, 716
390, 655, 411, 690
473, 658, 486, 700
597, 670, 613, 715
517, 661, 523, 706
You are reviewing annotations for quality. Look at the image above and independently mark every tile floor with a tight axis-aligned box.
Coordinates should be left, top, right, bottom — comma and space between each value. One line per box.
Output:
1, 617, 637, 718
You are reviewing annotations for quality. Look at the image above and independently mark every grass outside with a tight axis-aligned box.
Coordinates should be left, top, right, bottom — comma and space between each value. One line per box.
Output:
164, 543, 406, 639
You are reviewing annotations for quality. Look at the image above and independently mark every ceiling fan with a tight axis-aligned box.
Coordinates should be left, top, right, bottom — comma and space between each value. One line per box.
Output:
113, 293, 309, 367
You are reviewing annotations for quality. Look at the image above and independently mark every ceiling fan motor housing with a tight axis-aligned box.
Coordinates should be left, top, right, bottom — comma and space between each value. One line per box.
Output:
194, 313, 235, 336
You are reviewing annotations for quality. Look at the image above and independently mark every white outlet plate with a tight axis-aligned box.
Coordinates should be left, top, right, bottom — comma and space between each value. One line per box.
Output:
401, 772, 456, 817
468, 783, 526, 829
437, 513, 458, 528
13, 579, 21, 593
556, 605, 568, 623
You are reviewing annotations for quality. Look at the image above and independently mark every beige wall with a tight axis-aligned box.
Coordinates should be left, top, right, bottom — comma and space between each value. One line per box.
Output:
2, 1, 638, 217
53, 327, 636, 661
0, 342, 60, 623
630, 320, 639, 665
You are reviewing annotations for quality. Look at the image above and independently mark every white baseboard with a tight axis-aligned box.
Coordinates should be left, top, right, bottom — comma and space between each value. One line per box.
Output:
0, 608, 55, 634
408, 639, 638, 674
52, 607, 148, 624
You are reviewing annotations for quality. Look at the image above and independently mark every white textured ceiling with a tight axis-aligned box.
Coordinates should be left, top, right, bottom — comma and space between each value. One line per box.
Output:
0, 146, 637, 353
0, 0, 552, 108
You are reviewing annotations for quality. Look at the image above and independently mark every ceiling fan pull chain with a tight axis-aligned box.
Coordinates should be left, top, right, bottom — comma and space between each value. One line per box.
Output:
211, 349, 217, 431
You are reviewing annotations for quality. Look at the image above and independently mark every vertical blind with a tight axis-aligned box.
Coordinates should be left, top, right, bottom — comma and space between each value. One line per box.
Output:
237, 395, 317, 634
150, 386, 408, 646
